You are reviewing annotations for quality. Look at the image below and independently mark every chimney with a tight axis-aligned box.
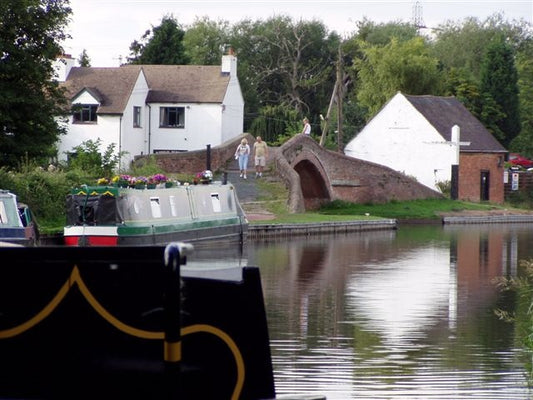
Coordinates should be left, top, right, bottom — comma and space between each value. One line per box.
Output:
221, 47, 237, 78
53, 54, 75, 82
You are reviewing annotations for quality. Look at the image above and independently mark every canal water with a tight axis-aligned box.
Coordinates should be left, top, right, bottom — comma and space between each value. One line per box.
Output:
190, 224, 533, 399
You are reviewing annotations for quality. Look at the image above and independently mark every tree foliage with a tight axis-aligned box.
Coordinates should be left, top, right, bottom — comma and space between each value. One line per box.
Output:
511, 38, 533, 156
355, 37, 442, 116
249, 104, 301, 144
127, 15, 189, 65
229, 16, 339, 134
183, 17, 230, 65
480, 36, 521, 146
0, 0, 71, 168
77, 49, 91, 67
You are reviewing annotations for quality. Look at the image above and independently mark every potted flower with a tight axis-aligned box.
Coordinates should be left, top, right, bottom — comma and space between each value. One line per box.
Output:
151, 173, 167, 188
133, 176, 148, 189
115, 174, 131, 188
147, 177, 157, 189
97, 177, 109, 186
197, 170, 213, 184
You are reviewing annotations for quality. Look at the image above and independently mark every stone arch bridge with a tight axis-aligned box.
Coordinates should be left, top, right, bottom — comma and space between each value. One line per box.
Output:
140, 134, 441, 213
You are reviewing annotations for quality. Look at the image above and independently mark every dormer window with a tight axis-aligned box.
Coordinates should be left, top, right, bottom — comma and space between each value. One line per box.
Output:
72, 104, 98, 123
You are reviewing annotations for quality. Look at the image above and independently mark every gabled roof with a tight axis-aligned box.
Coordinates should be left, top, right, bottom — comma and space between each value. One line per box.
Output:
404, 94, 507, 153
71, 87, 104, 104
62, 66, 142, 114
134, 65, 230, 104
61, 64, 231, 114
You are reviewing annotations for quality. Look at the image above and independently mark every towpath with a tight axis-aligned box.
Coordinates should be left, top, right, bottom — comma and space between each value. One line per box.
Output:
225, 147, 281, 221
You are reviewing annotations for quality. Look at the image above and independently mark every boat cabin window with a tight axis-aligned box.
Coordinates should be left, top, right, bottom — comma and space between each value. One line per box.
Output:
0, 201, 8, 225
210, 193, 221, 213
150, 197, 162, 218
169, 195, 177, 217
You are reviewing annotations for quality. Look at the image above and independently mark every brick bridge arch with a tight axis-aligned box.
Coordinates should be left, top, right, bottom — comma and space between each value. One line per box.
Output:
274, 135, 441, 212
139, 133, 441, 213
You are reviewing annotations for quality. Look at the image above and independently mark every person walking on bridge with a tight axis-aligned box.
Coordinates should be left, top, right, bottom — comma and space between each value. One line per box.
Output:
253, 136, 268, 178
301, 117, 311, 136
234, 138, 250, 179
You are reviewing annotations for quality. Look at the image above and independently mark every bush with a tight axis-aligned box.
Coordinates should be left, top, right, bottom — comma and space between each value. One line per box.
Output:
66, 139, 122, 177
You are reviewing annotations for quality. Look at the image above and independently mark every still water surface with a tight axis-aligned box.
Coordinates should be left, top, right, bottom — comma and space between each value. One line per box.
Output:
192, 224, 533, 399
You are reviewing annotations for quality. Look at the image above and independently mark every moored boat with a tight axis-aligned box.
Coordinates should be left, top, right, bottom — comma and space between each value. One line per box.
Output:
0, 189, 37, 246
64, 180, 248, 246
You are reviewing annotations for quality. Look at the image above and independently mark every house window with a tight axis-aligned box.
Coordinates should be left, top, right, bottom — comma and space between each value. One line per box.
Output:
133, 106, 142, 128
160, 107, 185, 128
72, 104, 98, 123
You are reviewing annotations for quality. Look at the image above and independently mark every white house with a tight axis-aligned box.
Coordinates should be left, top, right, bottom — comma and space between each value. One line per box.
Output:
344, 92, 507, 201
55, 54, 244, 169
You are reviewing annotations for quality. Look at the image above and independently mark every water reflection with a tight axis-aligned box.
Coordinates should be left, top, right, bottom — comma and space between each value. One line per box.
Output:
185, 225, 533, 399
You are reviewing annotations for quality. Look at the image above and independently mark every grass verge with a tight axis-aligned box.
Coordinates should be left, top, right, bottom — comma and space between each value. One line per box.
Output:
251, 178, 527, 224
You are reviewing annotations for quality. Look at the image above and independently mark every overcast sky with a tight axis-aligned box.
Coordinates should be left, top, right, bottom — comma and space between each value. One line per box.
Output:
61, 0, 533, 67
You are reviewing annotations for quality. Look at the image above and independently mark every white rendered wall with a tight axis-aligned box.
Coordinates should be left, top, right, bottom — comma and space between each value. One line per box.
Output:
344, 93, 456, 191
148, 103, 223, 152
119, 72, 150, 168
57, 114, 121, 164
57, 90, 120, 164
221, 72, 244, 143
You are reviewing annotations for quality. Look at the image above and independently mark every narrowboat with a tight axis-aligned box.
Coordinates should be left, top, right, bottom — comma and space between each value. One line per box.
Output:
0, 189, 37, 246
64, 180, 248, 246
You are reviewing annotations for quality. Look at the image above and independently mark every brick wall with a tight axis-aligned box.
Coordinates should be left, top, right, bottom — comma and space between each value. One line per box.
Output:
277, 135, 442, 210
133, 133, 254, 175
459, 153, 505, 204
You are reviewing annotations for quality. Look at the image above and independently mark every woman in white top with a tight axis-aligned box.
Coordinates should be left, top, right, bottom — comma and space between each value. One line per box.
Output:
234, 138, 250, 179
301, 118, 311, 135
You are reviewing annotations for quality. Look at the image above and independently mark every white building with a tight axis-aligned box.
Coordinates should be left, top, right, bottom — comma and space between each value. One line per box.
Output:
344, 92, 506, 194
55, 54, 244, 169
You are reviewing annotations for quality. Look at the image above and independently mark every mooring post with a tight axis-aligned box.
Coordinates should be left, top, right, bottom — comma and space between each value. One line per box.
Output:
163, 242, 193, 399
206, 144, 211, 171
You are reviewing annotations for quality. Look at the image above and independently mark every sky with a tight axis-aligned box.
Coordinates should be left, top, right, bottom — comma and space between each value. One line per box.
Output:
61, 0, 533, 67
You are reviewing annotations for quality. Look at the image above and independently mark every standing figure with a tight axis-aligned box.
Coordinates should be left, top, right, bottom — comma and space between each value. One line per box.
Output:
234, 138, 250, 179
253, 136, 268, 178
301, 118, 311, 135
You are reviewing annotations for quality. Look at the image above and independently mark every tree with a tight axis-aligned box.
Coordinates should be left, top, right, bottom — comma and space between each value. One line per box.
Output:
229, 16, 339, 133
510, 36, 533, 156
0, 0, 71, 168
183, 17, 230, 65
433, 14, 530, 82
480, 36, 521, 147
127, 15, 189, 65
77, 49, 91, 67
354, 18, 419, 46
355, 37, 443, 116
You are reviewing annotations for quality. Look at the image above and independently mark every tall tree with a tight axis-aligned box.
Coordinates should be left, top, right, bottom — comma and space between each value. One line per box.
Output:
480, 36, 521, 147
433, 14, 530, 82
0, 0, 71, 168
127, 15, 189, 65
183, 17, 230, 65
229, 16, 339, 132
510, 36, 533, 156
355, 37, 442, 116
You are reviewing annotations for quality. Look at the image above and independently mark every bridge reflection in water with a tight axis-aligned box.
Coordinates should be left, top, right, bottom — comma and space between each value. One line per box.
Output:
243, 224, 533, 400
